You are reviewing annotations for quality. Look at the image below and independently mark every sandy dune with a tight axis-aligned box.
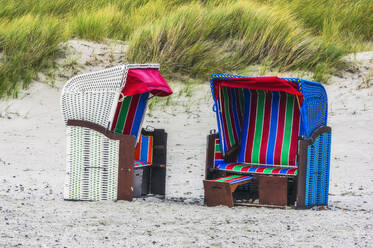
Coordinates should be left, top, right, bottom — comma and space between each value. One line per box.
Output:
0, 40, 372, 247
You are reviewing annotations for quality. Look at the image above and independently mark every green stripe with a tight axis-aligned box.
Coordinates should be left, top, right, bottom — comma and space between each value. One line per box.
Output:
263, 168, 274, 174
281, 94, 294, 165
114, 96, 132, 134
222, 87, 235, 147
216, 175, 239, 182
231, 164, 248, 171
252, 91, 266, 163
215, 143, 221, 153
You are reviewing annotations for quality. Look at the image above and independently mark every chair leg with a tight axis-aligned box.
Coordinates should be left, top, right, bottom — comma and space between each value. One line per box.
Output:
150, 167, 166, 195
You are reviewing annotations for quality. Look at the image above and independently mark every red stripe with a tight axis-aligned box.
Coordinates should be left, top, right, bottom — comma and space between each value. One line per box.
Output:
227, 89, 239, 143
255, 167, 266, 173
244, 90, 257, 162
220, 88, 232, 150
123, 95, 140, 134
271, 168, 282, 174
226, 162, 241, 170
274, 92, 287, 164
148, 137, 153, 164
215, 139, 220, 145
134, 136, 141, 160
288, 97, 300, 165
259, 92, 272, 164
240, 165, 251, 172
287, 168, 297, 175
215, 153, 223, 160
111, 98, 122, 131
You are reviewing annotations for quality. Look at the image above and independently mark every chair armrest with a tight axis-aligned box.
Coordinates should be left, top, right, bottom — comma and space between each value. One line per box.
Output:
205, 133, 219, 180
297, 126, 332, 208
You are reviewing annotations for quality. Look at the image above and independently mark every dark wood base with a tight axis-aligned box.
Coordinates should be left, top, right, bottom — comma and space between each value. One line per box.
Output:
258, 175, 288, 206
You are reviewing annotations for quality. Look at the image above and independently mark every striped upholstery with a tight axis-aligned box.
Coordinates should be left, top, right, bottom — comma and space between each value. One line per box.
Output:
212, 175, 252, 184
111, 93, 149, 142
215, 163, 298, 176
134, 135, 153, 167
217, 87, 245, 153
238, 90, 300, 166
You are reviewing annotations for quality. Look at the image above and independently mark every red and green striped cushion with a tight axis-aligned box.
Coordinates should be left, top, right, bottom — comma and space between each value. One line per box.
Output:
212, 175, 252, 184
111, 93, 149, 142
215, 162, 298, 176
238, 90, 300, 166
134, 160, 151, 168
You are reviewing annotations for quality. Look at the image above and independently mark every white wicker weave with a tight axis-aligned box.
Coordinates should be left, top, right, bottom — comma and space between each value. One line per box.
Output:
61, 64, 160, 129
64, 125, 120, 201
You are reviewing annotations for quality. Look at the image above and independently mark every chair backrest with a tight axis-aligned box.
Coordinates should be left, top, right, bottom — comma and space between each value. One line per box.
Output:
61, 65, 127, 128
134, 135, 153, 164
61, 64, 171, 146
238, 90, 300, 166
110, 93, 149, 142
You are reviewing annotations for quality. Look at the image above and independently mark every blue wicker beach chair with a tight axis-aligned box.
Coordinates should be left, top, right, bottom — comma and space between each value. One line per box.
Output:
61, 64, 172, 201
204, 75, 331, 208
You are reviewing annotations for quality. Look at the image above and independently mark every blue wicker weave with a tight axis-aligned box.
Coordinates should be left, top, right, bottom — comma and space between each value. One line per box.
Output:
305, 132, 332, 206
285, 78, 331, 206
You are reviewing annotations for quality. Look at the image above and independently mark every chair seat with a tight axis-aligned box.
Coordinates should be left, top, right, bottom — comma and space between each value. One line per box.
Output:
215, 162, 297, 176
134, 160, 152, 168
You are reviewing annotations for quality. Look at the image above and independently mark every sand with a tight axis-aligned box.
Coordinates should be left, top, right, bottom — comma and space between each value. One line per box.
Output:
0, 40, 372, 247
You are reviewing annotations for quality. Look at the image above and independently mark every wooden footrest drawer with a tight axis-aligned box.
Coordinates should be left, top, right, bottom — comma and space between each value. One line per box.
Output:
204, 175, 252, 207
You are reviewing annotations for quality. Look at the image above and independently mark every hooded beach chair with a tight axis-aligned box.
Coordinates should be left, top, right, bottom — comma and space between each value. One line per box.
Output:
61, 64, 172, 201
204, 75, 331, 208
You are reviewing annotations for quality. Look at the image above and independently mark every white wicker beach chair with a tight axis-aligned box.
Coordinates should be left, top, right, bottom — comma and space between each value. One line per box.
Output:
61, 64, 172, 201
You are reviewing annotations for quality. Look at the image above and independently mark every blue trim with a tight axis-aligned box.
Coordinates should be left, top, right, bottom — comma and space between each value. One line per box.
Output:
131, 92, 150, 138
140, 136, 149, 162
238, 89, 251, 162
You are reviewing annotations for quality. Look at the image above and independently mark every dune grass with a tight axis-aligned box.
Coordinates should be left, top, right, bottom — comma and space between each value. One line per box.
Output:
0, 15, 62, 97
0, 0, 372, 97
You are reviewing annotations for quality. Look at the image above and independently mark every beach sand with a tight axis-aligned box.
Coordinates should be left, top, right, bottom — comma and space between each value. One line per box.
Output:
0, 40, 372, 247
